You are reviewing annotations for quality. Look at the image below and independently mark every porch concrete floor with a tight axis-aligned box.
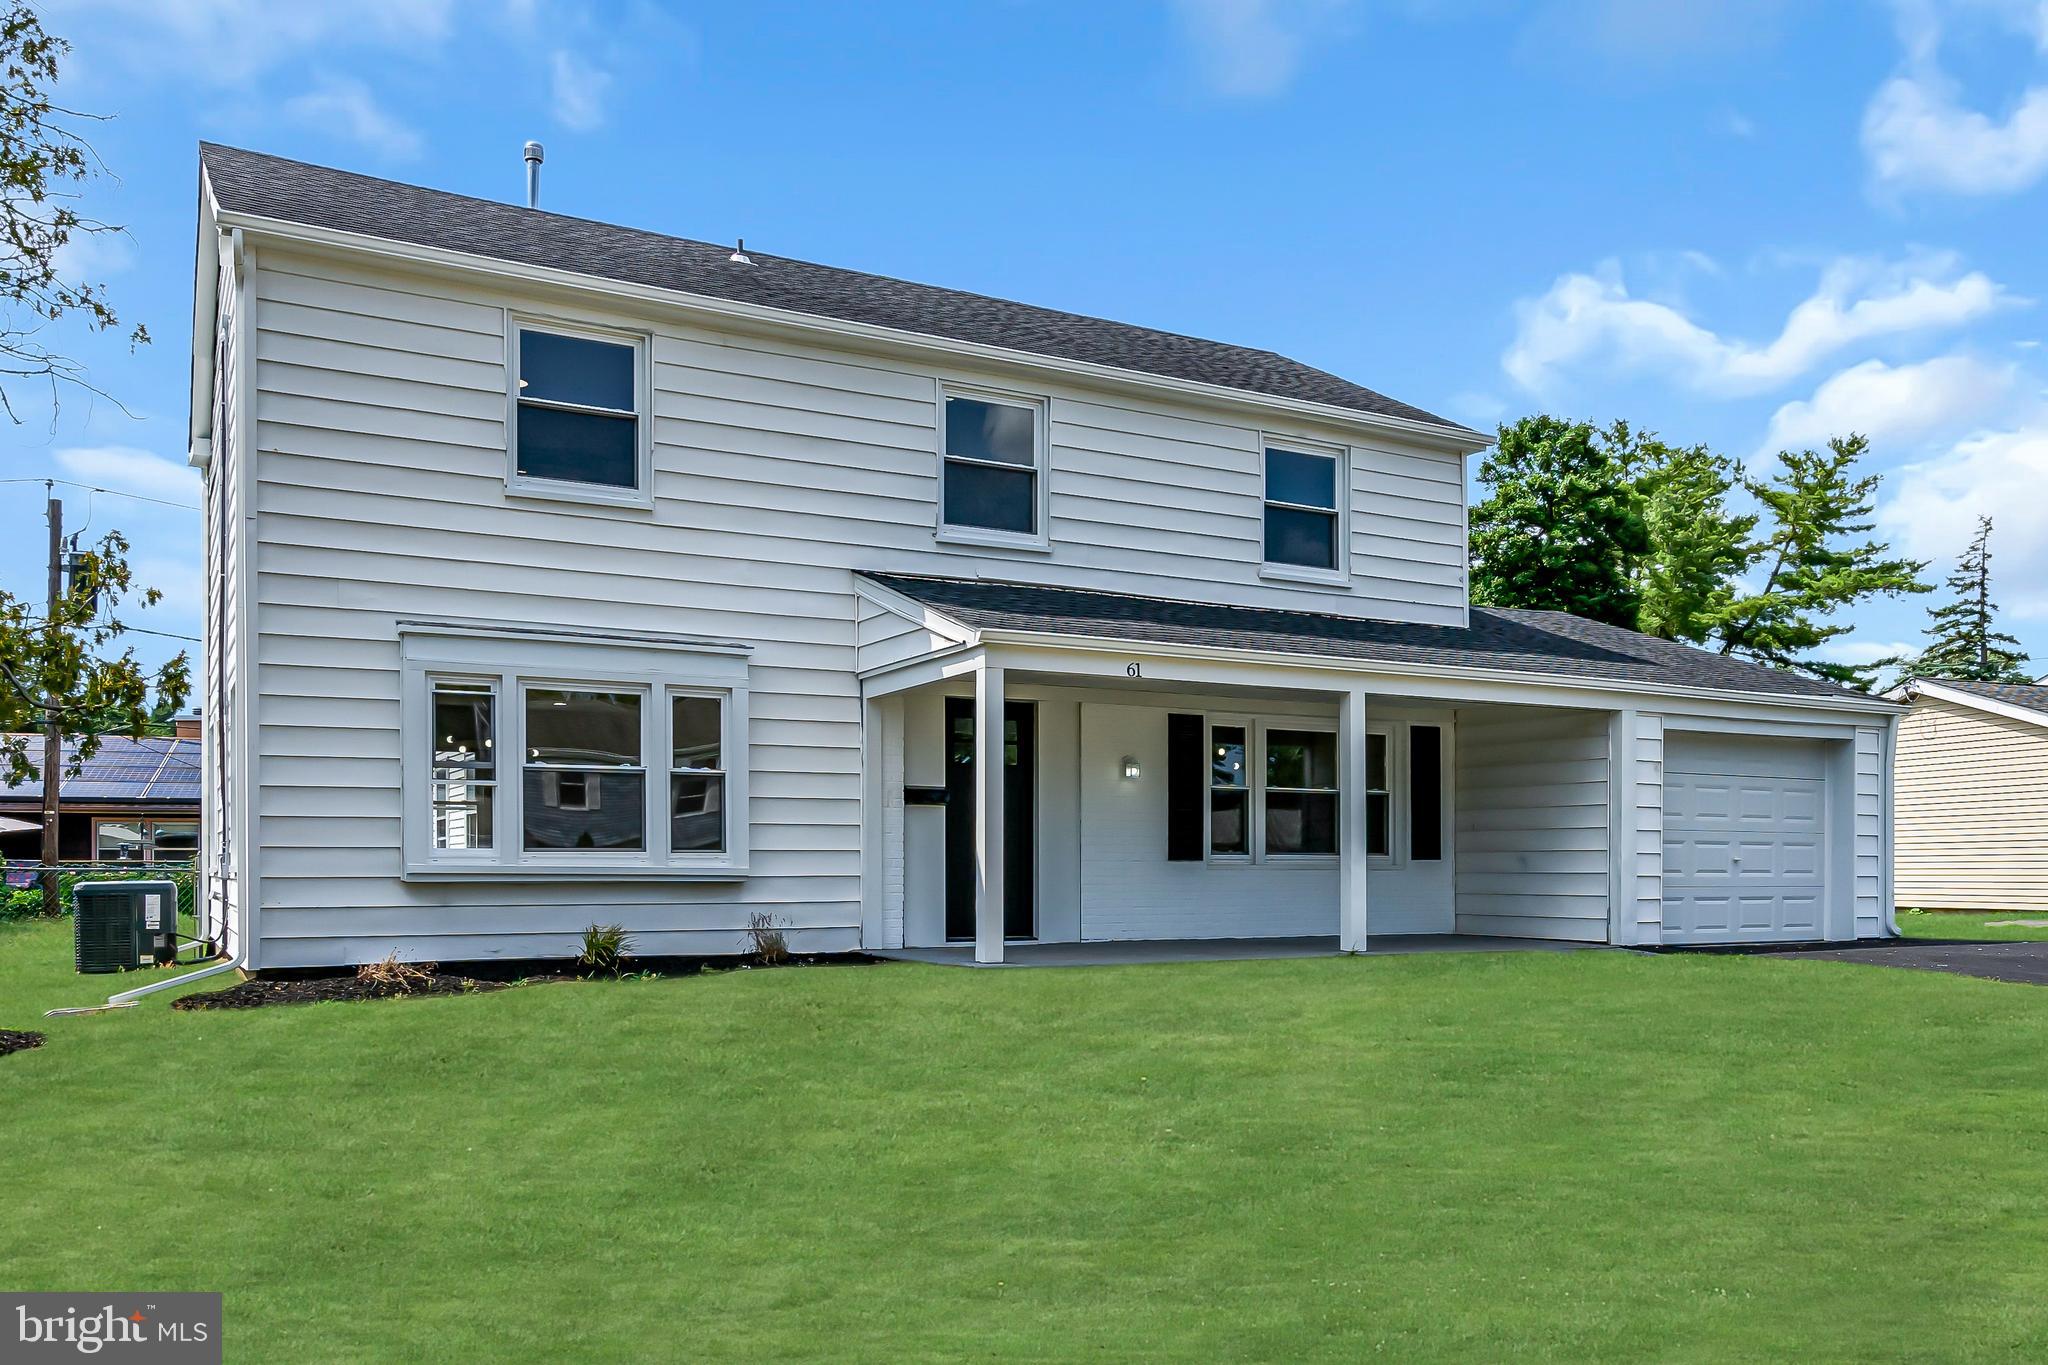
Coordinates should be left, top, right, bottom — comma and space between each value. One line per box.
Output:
873, 934, 1590, 968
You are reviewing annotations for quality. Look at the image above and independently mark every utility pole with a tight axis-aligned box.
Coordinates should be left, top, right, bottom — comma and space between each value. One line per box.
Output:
41, 486, 62, 916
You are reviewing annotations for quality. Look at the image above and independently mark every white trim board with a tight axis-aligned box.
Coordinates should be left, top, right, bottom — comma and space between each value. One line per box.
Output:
1891, 679, 2048, 732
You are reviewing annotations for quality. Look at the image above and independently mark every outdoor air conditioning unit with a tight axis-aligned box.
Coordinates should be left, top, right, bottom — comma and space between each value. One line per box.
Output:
73, 879, 180, 974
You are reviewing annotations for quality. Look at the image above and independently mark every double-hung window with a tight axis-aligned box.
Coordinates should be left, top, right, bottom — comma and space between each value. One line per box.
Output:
510, 321, 648, 502
523, 688, 646, 852
431, 681, 497, 853
1209, 723, 1250, 857
1264, 727, 1340, 857
403, 625, 750, 878
669, 693, 726, 853
939, 388, 1047, 545
1262, 444, 1344, 576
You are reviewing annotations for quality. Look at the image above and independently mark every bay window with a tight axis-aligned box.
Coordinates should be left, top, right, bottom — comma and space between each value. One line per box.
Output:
402, 624, 749, 879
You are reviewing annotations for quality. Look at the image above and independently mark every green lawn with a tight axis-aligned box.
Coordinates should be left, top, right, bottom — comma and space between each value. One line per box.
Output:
5, 919, 2048, 1362
1897, 909, 2048, 941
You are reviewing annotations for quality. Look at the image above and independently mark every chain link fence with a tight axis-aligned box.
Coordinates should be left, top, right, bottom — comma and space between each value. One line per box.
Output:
1, 861, 198, 922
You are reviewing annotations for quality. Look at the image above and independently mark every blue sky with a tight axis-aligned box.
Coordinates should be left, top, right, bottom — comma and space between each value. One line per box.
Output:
10, 0, 2048, 684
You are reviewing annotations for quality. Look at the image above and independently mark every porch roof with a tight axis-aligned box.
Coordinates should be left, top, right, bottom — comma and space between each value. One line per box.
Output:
859, 573, 1879, 704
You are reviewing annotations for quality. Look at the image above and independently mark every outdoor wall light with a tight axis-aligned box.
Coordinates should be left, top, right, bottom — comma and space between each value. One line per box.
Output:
1121, 756, 1141, 780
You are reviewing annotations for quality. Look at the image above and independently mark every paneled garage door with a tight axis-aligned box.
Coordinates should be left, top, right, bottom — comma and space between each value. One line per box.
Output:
1662, 735, 1827, 944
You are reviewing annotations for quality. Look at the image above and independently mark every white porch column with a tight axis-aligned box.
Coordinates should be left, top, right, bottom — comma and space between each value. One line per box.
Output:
974, 656, 1006, 964
1338, 686, 1370, 953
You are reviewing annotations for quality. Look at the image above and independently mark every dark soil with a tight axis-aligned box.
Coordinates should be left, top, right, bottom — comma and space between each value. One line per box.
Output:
173, 972, 509, 1010
1, 1028, 47, 1057
170, 951, 881, 1011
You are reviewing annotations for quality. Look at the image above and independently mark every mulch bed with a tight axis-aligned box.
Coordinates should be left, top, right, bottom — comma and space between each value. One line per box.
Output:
1, 1029, 47, 1057
170, 952, 881, 1011
172, 971, 509, 1011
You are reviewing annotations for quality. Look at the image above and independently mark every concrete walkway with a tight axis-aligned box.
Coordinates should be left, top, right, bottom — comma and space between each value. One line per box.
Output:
873, 934, 1588, 968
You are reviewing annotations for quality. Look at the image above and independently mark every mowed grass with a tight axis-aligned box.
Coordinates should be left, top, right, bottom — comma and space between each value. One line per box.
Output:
1898, 909, 2048, 941
5, 919, 2048, 1362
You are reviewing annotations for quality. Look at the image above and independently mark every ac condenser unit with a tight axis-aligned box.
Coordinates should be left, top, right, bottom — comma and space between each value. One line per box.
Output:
73, 879, 180, 974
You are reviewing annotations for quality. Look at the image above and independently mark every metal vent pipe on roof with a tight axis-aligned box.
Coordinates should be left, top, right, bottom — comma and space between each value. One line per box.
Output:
523, 141, 544, 209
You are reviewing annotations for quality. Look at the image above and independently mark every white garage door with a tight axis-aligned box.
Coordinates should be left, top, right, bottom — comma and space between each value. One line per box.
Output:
1662, 735, 1827, 944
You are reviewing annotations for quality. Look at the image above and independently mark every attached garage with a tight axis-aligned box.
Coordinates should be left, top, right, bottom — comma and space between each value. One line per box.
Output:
1660, 733, 1832, 945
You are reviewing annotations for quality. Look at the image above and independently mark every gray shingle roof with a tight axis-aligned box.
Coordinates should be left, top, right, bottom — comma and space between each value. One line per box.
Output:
0, 736, 202, 806
199, 143, 1466, 432
1916, 678, 2048, 716
861, 573, 1880, 704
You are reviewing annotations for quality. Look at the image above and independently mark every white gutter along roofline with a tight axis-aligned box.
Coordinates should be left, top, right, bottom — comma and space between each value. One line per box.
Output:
212, 208, 1494, 457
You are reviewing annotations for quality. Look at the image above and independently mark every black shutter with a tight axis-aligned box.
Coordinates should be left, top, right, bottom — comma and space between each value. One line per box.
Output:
1410, 724, 1443, 862
1166, 712, 1204, 861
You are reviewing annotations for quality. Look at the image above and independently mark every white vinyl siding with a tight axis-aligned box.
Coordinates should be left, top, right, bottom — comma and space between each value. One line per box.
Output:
200, 241, 248, 962
1890, 697, 2048, 912
1453, 707, 1612, 942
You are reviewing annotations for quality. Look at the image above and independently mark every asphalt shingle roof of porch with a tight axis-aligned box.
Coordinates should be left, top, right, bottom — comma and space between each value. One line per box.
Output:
860, 573, 1871, 702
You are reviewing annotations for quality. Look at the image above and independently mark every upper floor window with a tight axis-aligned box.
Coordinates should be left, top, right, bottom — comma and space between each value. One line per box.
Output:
511, 321, 648, 504
939, 388, 1047, 547
1262, 444, 1343, 576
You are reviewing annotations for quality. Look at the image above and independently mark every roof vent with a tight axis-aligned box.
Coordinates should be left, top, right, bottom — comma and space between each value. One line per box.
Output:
523, 140, 545, 209
729, 238, 752, 265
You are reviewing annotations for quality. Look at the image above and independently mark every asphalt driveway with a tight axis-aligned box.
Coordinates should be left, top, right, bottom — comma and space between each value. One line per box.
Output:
1767, 939, 2048, 986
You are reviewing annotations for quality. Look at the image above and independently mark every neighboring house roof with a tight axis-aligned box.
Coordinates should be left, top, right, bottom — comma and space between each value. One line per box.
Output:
0, 736, 202, 805
1896, 677, 2048, 729
198, 143, 1467, 434
861, 573, 1884, 704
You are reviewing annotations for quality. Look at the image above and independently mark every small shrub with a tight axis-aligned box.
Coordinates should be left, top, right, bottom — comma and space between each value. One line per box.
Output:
357, 952, 435, 993
745, 911, 789, 965
578, 922, 633, 977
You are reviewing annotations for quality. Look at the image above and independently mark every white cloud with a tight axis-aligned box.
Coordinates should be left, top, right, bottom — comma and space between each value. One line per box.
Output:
63, 0, 459, 84
284, 76, 425, 160
1756, 355, 2017, 461
1504, 253, 2012, 396
52, 232, 136, 282
1884, 419, 2048, 617
1170, 0, 1351, 98
550, 49, 613, 132
1864, 72, 2048, 197
54, 446, 202, 505
1812, 638, 1918, 666
1862, 0, 2048, 197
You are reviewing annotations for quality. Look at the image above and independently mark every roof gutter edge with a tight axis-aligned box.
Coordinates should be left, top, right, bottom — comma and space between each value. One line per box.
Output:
211, 207, 1494, 455
970, 626, 1907, 716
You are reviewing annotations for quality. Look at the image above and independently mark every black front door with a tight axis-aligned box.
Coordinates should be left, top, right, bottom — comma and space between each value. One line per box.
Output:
944, 697, 1035, 941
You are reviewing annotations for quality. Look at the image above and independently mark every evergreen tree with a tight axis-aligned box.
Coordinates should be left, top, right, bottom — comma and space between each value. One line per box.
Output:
1716, 435, 1931, 689
1469, 415, 1649, 628
1624, 431, 1758, 644
1894, 516, 2030, 683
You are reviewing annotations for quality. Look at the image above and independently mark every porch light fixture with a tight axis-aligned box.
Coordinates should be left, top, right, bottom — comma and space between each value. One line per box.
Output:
1121, 756, 1141, 780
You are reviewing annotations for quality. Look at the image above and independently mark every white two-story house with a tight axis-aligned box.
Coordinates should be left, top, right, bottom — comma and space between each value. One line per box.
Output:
189, 144, 1902, 970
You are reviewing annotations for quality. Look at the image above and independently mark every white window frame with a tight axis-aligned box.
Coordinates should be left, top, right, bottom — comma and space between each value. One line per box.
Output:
934, 381, 1052, 553
1258, 437, 1351, 587
1365, 723, 1398, 867
1255, 718, 1342, 863
1206, 714, 1254, 862
93, 816, 200, 864
427, 676, 501, 862
504, 313, 654, 510
400, 622, 750, 880
666, 685, 730, 858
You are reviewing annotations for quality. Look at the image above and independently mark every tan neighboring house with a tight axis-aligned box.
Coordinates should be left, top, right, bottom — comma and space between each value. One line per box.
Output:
1891, 679, 2048, 912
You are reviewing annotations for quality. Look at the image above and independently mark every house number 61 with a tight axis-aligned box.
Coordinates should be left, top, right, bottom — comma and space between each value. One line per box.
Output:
1126, 662, 1142, 678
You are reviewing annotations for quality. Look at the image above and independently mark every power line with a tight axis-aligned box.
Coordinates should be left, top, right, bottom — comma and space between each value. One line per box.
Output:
0, 476, 199, 513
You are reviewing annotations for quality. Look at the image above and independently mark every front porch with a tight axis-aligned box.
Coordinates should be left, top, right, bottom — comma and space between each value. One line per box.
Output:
854, 572, 1894, 961
873, 934, 1591, 968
